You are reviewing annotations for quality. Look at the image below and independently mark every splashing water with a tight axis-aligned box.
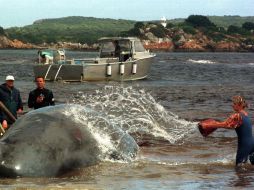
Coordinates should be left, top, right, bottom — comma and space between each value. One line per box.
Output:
61, 105, 138, 161
71, 86, 197, 144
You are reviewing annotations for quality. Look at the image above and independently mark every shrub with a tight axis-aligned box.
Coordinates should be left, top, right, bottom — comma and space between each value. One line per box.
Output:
227, 25, 250, 35
134, 22, 145, 29
149, 25, 167, 38
182, 25, 197, 35
172, 34, 181, 42
208, 33, 226, 42
123, 27, 141, 37
185, 15, 216, 28
242, 22, 254, 31
166, 22, 174, 29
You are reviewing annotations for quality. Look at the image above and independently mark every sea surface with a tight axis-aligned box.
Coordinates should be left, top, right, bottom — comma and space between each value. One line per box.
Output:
0, 50, 254, 189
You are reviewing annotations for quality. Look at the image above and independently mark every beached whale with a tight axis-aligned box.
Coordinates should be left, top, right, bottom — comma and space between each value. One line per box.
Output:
0, 104, 138, 177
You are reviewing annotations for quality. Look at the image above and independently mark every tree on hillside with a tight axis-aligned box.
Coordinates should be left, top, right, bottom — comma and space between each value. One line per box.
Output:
134, 22, 145, 29
166, 22, 174, 29
185, 15, 216, 28
242, 22, 254, 31
121, 22, 145, 37
150, 24, 167, 38
0, 26, 5, 35
227, 25, 250, 35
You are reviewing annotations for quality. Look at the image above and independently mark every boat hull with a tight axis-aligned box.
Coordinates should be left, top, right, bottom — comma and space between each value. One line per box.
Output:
33, 56, 154, 82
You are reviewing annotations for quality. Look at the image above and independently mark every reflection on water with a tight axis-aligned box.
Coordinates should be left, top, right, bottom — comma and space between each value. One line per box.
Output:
1, 50, 254, 189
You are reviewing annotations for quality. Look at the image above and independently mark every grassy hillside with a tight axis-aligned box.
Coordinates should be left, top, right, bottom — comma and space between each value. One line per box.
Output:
6, 16, 135, 44
209, 16, 254, 28
5, 16, 254, 45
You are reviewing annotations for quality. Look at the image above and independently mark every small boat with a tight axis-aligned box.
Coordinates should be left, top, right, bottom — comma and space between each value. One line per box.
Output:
34, 37, 156, 82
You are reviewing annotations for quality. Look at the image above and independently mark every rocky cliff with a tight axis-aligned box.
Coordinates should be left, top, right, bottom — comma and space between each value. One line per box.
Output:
1, 28, 254, 52
0, 35, 36, 49
139, 27, 254, 52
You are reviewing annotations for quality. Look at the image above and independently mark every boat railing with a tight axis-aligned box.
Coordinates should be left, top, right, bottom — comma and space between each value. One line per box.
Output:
72, 57, 120, 65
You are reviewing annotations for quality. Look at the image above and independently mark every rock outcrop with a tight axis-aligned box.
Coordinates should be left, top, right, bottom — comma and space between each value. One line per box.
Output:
1, 27, 254, 52
215, 41, 242, 51
0, 35, 36, 49
143, 41, 174, 51
135, 23, 254, 52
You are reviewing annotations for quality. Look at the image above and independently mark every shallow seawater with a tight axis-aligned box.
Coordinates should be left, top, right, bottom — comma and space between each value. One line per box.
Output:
1, 50, 254, 189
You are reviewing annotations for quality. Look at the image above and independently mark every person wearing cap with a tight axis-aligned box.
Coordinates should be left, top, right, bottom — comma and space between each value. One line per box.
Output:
0, 75, 23, 129
28, 76, 55, 109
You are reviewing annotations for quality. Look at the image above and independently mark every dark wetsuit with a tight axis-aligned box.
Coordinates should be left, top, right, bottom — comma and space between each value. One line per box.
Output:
235, 113, 254, 165
28, 88, 55, 109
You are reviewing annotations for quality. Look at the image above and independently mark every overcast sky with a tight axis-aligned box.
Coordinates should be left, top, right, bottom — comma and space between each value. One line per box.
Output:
0, 0, 253, 28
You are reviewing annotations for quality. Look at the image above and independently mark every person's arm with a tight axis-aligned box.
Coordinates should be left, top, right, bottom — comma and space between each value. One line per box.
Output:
200, 113, 242, 129
223, 113, 242, 128
49, 91, 55, 106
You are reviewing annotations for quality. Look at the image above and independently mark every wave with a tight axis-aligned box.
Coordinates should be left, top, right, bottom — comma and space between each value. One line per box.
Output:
71, 86, 197, 145
187, 59, 217, 64
138, 154, 234, 166
155, 158, 233, 166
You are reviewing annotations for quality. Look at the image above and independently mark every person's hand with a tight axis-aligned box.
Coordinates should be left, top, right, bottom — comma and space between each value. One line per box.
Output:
2, 120, 8, 129
199, 119, 219, 129
199, 121, 209, 128
17, 109, 23, 114
36, 96, 44, 103
17, 109, 23, 116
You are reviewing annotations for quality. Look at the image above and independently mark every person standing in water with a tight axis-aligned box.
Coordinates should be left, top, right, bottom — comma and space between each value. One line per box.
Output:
199, 96, 254, 166
28, 76, 55, 109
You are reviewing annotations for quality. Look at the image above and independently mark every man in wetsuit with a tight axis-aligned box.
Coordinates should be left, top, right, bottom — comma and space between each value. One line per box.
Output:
199, 96, 254, 166
28, 77, 55, 109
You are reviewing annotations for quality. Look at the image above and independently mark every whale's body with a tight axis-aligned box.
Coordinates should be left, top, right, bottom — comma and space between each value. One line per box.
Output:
0, 104, 138, 177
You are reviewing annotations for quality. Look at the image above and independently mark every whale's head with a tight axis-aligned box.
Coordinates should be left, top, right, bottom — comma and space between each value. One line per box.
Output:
0, 104, 138, 177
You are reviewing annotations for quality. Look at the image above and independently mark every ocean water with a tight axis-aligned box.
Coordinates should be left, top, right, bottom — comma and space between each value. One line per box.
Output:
0, 50, 254, 189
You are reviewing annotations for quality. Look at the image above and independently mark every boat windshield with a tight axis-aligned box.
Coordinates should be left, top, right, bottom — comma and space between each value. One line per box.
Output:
100, 40, 131, 58
100, 42, 115, 58
134, 40, 145, 52
118, 40, 131, 52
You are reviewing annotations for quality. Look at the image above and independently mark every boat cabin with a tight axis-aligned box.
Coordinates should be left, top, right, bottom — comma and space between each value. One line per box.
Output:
98, 37, 149, 62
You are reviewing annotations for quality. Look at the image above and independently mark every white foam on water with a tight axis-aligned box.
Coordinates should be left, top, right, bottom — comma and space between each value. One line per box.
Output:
150, 157, 233, 166
187, 59, 217, 64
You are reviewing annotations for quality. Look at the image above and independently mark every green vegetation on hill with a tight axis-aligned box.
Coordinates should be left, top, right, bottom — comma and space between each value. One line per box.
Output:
4, 15, 254, 46
169, 16, 254, 28
209, 16, 254, 28
5, 16, 135, 44
0, 26, 5, 36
